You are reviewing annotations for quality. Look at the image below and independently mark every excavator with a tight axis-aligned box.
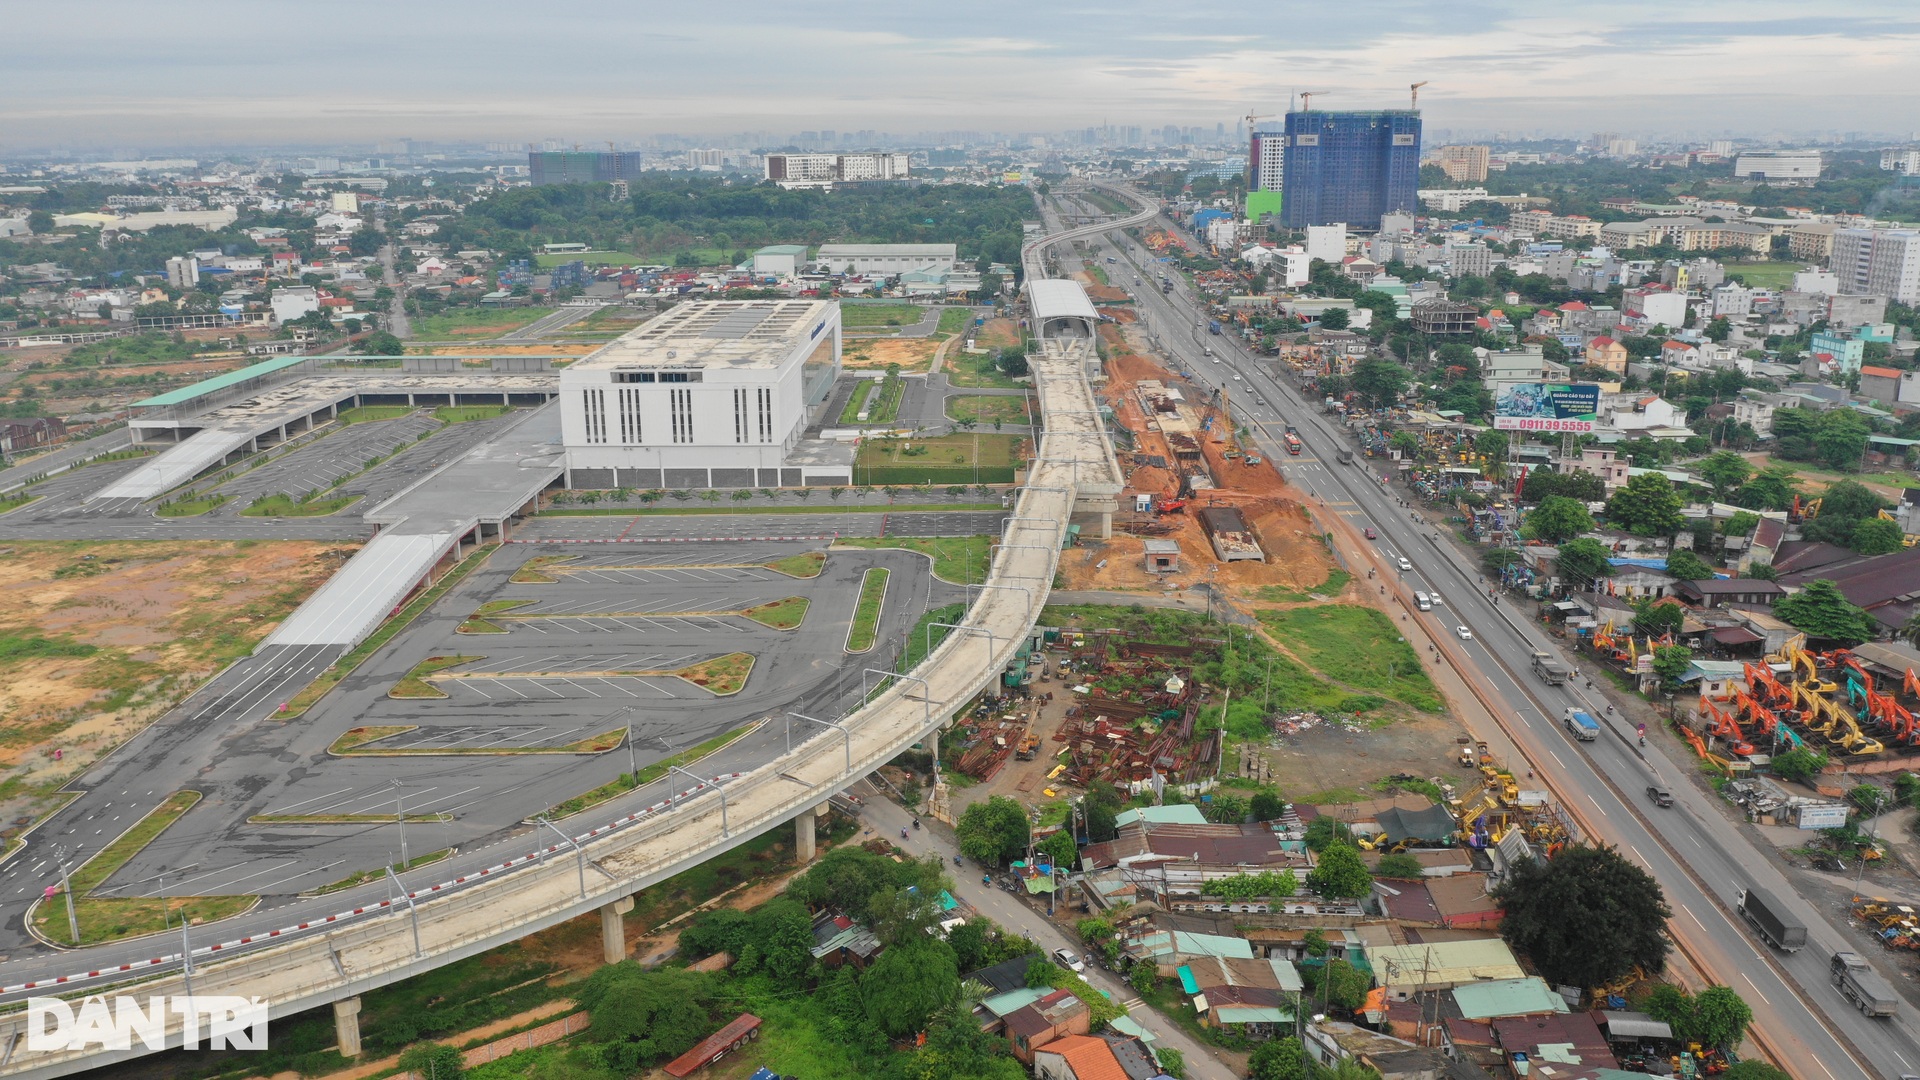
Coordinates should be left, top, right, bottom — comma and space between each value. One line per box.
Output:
1786, 640, 1837, 695
1734, 688, 1806, 751
1680, 722, 1741, 776
1699, 697, 1755, 756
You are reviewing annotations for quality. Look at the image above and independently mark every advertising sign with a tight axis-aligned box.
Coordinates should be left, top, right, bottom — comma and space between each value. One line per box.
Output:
1493, 383, 1601, 433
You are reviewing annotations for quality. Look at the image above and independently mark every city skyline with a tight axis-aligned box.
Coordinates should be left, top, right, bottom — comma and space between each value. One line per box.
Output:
5, 0, 1920, 149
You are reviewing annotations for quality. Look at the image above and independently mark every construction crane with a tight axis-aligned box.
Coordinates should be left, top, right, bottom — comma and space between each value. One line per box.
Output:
1409, 81, 1430, 110
1298, 91, 1328, 112
1245, 112, 1273, 133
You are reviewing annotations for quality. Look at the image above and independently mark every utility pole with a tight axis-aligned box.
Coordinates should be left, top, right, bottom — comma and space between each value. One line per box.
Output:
391, 779, 409, 869
54, 850, 79, 945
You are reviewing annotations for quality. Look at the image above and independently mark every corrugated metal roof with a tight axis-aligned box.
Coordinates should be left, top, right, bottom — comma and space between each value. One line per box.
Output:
133, 354, 310, 407
1450, 976, 1568, 1019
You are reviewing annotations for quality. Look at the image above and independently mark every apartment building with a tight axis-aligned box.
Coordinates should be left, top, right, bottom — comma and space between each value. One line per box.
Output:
1831, 228, 1920, 304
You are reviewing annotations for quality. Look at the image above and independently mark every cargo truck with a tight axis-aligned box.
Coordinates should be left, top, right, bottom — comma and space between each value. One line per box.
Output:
1208, 319, 1222, 335
1831, 951, 1900, 1017
1531, 652, 1571, 685
1563, 708, 1600, 741
1336, 449, 1355, 465
1737, 886, 1808, 952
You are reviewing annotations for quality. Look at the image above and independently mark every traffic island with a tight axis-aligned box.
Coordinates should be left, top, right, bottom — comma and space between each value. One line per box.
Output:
845, 568, 890, 652
390, 655, 483, 699
741, 596, 810, 630
510, 554, 576, 583
540, 722, 760, 821
29, 790, 259, 947
330, 724, 626, 756
673, 652, 755, 695
764, 551, 827, 578
459, 599, 534, 634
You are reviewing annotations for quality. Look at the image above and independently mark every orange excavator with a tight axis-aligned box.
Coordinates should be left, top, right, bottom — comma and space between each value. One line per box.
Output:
1699, 696, 1755, 756
1735, 688, 1805, 751
1744, 661, 1793, 710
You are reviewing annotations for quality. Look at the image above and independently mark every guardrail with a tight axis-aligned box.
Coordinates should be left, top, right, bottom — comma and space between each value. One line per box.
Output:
0, 227, 1125, 1078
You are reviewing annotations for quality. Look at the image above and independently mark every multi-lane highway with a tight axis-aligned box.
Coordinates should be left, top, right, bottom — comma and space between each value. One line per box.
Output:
1074, 187, 1916, 1079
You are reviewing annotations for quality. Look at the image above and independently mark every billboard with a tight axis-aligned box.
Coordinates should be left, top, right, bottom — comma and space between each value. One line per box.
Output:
1494, 382, 1600, 433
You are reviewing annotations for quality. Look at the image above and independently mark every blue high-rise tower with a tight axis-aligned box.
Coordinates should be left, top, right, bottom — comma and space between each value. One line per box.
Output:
1279, 110, 1421, 230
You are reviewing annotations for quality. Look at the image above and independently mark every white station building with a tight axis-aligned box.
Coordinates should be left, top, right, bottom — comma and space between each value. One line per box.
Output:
560, 299, 850, 489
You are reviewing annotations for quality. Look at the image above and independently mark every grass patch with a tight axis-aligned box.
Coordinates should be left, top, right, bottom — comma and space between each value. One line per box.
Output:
390, 654, 481, 698
838, 380, 876, 424
832, 535, 992, 584
846, 568, 890, 652
674, 652, 754, 695
936, 307, 974, 336
765, 551, 826, 578
839, 303, 923, 329
543, 723, 757, 820
34, 791, 256, 946
435, 404, 513, 424
241, 492, 360, 518
742, 596, 810, 630
947, 394, 1032, 425
0, 631, 97, 662
899, 602, 968, 672
854, 432, 1027, 485
1252, 568, 1354, 603
511, 554, 574, 583
280, 546, 496, 717
945, 349, 1026, 388
334, 405, 415, 424
1256, 605, 1444, 712
155, 493, 229, 517
410, 305, 557, 336
0, 492, 40, 514
249, 812, 452, 824
312, 848, 453, 895
329, 725, 416, 753
1723, 261, 1801, 288
460, 598, 533, 634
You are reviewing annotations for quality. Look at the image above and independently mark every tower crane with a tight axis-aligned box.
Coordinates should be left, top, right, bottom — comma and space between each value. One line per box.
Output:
1409, 81, 1430, 110
1298, 91, 1327, 111
1245, 112, 1273, 132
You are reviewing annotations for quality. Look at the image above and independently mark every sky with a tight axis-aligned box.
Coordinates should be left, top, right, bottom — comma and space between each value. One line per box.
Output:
5, 0, 1919, 150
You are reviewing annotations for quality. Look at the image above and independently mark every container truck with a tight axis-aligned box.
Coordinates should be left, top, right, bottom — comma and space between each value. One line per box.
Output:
1831, 951, 1900, 1017
1531, 652, 1571, 686
1737, 886, 1808, 952
1562, 708, 1600, 741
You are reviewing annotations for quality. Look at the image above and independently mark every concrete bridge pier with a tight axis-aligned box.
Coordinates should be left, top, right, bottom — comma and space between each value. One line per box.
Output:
600, 896, 635, 964
332, 997, 363, 1058
795, 800, 831, 863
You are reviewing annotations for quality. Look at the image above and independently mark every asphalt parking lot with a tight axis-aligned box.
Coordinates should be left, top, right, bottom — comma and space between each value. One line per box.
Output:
0, 456, 150, 521
516, 509, 1006, 542
203, 411, 443, 513
101, 539, 961, 898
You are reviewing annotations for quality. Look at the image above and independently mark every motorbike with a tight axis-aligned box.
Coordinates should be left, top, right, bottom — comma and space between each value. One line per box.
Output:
912, 819, 921, 830
900, 827, 909, 840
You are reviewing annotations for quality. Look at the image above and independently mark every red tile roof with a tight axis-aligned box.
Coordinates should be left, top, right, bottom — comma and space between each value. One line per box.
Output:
1861, 365, 1903, 379
1043, 1034, 1129, 1080
1588, 335, 1616, 347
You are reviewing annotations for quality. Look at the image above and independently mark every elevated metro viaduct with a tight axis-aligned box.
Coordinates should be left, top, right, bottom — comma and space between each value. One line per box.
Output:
0, 190, 1163, 1077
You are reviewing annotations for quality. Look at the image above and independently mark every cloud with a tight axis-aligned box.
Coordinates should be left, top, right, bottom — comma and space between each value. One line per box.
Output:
2, 0, 1917, 146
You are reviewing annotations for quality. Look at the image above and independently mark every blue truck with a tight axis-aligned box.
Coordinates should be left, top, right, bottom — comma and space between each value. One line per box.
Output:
1208, 319, 1221, 335
1563, 707, 1600, 741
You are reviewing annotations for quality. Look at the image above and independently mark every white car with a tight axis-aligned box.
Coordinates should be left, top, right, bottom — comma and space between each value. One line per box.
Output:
1397, 557, 1412, 572
1428, 591, 1444, 606
1055, 948, 1086, 973
1456, 626, 1473, 640
1232, 374, 1243, 381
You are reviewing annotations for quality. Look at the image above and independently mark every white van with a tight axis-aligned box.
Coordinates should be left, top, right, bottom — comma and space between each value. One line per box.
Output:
1415, 591, 1433, 611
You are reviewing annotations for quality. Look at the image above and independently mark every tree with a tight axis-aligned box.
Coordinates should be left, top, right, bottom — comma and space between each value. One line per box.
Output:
862, 939, 960, 1038
1773, 579, 1876, 645
1317, 306, 1350, 330
1316, 957, 1371, 1011
1084, 800, 1119, 843
956, 795, 1030, 867
1202, 792, 1248, 823
1493, 844, 1672, 989
1522, 468, 1606, 503
1307, 843, 1373, 899
1664, 548, 1714, 581
1651, 645, 1693, 689
1351, 358, 1411, 408
1474, 429, 1509, 460
1354, 290, 1399, 327
1815, 409, 1871, 471
1374, 852, 1425, 879
1852, 516, 1906, 555
1733, 465, 1801, 511
1633, 598, 1687, 639
356, 330, 404, 355
396, 1042, 465, 1079
1250, 790, 1287, 822
578, 964, 718, 1072
1525, 495, 1594, 544
1818, 478, 1887, 523
1389, 430, 1423, 459
1769, 746, 1830, 784
1556, 537, 1616, 588
1303, 817, 1353, 852
1156, 1047, 1188, 1080
1696, 451, 1753, 500
26, 209, 54, 234
1704, 315, 1732, 342
1606, 471, 1686, 537
1037, 830, 1078, 870
1248, 1035, 1310, 1080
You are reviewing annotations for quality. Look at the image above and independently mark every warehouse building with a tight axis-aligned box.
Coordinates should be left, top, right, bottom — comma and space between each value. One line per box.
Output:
560, 299, 849, 489
814, 243, 957, 276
